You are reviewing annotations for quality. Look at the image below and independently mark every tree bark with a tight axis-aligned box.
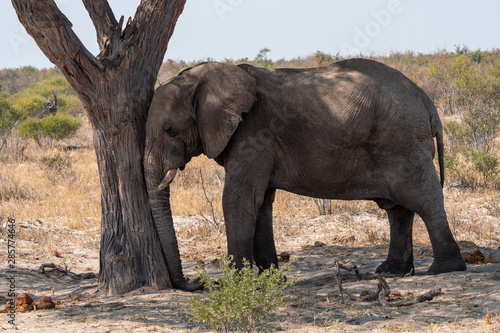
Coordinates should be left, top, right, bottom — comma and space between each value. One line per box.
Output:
11, 0, 186, 294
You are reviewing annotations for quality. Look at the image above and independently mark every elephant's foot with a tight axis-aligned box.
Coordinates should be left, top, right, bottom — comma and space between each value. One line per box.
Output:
427, 257, 466, 275
375, 260, 415, 276
173, 277, 204, 291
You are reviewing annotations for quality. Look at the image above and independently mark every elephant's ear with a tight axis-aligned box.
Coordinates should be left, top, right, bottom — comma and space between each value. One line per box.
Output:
191, 63, 257, 159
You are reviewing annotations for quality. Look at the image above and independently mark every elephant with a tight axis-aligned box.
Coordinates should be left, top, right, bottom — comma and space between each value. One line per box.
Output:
144, 58, 466, 291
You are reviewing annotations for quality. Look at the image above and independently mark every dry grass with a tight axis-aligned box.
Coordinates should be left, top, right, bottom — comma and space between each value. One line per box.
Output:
0, 121, 99, 253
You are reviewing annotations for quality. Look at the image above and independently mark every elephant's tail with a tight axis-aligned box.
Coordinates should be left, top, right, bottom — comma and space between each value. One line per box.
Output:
436, 130, 445, 188
422, 91, 445, 188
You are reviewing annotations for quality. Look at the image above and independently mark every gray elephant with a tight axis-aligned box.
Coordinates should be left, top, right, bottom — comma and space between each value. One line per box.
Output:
144, 59, 466, 291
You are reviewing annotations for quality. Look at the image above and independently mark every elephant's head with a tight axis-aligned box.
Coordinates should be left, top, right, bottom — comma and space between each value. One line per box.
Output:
144, 62, 257, 290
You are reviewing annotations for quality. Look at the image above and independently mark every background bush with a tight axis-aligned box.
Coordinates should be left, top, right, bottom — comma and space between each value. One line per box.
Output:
18, 114, 81, 143
0, 92, 23, 132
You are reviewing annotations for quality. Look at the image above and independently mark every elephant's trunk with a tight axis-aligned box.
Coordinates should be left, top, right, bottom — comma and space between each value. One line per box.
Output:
144, 155, 202, 291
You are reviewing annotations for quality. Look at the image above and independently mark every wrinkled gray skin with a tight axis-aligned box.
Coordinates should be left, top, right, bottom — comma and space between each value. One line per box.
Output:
144, 59, 466, 290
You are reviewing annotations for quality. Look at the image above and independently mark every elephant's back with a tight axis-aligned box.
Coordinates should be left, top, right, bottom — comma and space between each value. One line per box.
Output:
331, 58, 439, 126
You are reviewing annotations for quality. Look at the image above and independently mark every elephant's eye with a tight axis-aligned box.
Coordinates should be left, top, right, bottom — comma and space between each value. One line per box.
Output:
165, 126, 176, 137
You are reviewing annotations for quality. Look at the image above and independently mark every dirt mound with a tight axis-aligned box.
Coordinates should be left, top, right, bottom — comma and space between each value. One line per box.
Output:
462, 249, 499, 264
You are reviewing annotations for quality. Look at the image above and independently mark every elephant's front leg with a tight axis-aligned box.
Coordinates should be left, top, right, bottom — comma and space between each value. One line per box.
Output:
222, 177, 270, 269
253, 189, 278, 272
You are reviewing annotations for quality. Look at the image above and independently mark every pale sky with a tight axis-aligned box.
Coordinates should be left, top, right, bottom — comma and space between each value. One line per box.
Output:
1, 0, 499, 69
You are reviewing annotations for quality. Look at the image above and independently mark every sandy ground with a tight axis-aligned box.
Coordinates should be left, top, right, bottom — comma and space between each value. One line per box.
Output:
1, 215, 500, 332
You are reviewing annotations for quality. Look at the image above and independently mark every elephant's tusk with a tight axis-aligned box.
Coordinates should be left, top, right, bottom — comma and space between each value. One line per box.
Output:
155, 168, 178, 194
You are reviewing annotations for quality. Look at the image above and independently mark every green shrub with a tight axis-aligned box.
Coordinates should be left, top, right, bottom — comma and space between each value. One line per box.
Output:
187, 255, 296, 333
490, 60, 500, 78
11, 93, 46, 116
469, 149, 498, 185
254, 48, 273, 68
471, 50, 484, 64
17, 117, 43, 140
18, 114, 81, 142
41, 114, 81, 140
8, 73, 85, 117
313, 50, 340, 66
444, 148, 498, 188
440, 59, 500, 188
0, 92, 24, 131
443, 120, 470, 149
0, 66, 43, 94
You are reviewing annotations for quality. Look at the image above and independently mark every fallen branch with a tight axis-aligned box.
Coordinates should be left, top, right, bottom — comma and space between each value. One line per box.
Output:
377, 274, 442, 307
333, 261, 443, 307
333, 260, 370, 303
38, 263, 97, 280
334, 260, 359, 280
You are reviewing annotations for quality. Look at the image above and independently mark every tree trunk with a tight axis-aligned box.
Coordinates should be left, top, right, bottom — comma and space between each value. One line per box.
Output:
91, 84, 172, 293
11, 0, 186, 294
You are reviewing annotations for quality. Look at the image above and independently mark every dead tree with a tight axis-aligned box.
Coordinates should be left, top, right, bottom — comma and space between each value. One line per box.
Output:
35, 91, 57, 118
30, 91, 58, 147
11, 0, 186, 294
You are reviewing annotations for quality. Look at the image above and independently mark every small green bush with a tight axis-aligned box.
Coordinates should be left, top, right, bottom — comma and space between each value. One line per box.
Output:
469, 149, 498, 185
17, 117, 43, 139
18, 114, 81, 142
444, 148, 498, 188
11, 94, 47, 116
254, 48, 273, 68
313, 50, 340, 66
443, 120, 470, 150
471, 50, 484, 64
0, 92, 24, 145
187, 255, 296, 333
40, 114, 81, 141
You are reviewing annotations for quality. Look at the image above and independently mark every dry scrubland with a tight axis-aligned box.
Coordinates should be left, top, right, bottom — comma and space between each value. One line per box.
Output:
1, 122, 500, 256
1, 51, 500, 331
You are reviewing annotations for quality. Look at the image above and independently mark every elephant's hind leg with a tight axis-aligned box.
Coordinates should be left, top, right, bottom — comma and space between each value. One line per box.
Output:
394, 169, 466, 274
418, 209, 466, 275
253, 189, 279, 272
376, 205, 415, 275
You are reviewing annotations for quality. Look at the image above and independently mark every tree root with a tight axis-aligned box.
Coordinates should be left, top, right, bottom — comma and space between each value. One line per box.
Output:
333, 260, 442, 307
